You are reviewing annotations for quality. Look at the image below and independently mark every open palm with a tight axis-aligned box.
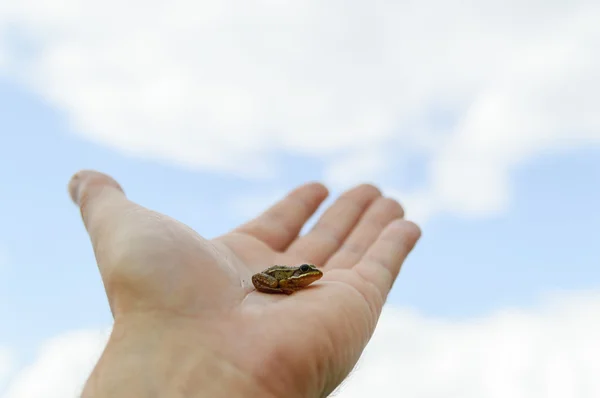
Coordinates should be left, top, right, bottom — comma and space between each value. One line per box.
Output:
70, 170, 421, 397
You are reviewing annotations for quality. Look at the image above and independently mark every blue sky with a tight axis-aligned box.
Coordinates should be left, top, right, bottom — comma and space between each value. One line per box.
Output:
1, 74, 599, 378
1, 2, 599, 396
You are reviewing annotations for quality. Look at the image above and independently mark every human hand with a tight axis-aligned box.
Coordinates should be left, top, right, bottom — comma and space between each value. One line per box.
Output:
69, 170, 421, 397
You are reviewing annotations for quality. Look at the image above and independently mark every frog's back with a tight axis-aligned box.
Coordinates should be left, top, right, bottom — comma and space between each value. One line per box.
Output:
264, 264, 294, 271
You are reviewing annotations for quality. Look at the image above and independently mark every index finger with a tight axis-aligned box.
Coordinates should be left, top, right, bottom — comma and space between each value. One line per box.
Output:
232, 182, 329, 252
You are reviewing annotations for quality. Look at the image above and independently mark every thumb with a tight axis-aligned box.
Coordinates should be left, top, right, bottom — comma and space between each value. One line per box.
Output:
70, 169, 175, 278
69, 169, 127, 225
69, 170, 202, 315
68, 170, 136, 257
69, 170, 180, 271
68, 170, 221, 315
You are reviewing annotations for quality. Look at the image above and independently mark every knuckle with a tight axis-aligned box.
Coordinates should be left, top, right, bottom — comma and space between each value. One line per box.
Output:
311, 221, 344, 245
287, 194, 315, 213
341, 241, 367, 255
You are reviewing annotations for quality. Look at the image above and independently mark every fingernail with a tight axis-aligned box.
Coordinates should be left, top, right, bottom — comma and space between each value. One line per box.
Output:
68, 171, 85, 205
67, 170, 123, 205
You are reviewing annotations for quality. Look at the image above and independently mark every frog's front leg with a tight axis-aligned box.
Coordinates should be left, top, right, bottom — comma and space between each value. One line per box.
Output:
277, 279, 300, 295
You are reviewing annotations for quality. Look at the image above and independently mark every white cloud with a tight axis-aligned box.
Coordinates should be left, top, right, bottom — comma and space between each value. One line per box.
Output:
323, 149, 389, 190
227, 188, 289, 220
0, 348, 12, 391
2, 291, 600, 397
2, 330, 110, 398
384, 188, 439, 225
0, 0, 599, 221
335, 290, 600, 397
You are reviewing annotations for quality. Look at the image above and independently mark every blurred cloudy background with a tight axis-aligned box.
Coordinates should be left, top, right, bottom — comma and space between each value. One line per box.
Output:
0, 0, 599, 396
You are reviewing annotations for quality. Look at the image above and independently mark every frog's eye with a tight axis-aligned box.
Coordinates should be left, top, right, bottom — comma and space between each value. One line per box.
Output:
299, 264, 311, 272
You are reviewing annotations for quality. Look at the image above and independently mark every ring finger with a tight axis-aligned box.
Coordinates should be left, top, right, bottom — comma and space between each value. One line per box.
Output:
324, 196, 404, 270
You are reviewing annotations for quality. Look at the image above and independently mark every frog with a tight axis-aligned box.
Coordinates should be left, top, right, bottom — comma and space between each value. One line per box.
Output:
251, 263, 323, 295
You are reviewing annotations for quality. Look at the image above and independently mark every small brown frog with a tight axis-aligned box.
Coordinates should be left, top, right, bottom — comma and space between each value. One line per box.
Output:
251, 264, 323, 295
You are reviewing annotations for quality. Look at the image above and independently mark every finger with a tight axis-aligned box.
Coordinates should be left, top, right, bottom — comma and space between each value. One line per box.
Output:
233, 182, 329, 252
69, 169, 161, 276
287, 184, 382, 265
69, 169, 129, 230
69, 170, 140, 260
353, 219, 421, 304
325, 197, 404, 270
71, 170, 238, 316
70, 170, 191, 294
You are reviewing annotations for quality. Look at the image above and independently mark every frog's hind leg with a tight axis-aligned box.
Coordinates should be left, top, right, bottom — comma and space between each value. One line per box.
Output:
252, 273, 278, 288
254, 286, 289, 294
252, 273, 284, 294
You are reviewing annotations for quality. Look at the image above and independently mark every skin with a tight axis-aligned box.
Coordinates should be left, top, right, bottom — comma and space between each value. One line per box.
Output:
69, 170, 421, 398
251, 264, 324, 294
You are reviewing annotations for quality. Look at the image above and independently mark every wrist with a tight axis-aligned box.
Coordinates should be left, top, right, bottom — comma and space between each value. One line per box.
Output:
81, 315, 276, 398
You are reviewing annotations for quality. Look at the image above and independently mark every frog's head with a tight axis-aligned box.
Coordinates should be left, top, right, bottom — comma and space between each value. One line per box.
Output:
290, 263, 323, 286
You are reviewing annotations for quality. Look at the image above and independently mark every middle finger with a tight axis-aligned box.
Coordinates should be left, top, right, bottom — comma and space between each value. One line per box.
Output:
286, 184, 381, 265
325, 196, 404, 270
